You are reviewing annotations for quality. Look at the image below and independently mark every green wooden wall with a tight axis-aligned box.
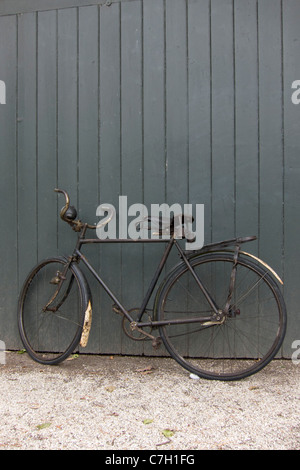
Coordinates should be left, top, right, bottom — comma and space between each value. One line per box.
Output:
0, 0, 299, 357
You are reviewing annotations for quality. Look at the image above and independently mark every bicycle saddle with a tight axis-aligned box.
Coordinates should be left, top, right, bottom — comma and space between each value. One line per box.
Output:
141, 214, 194, 234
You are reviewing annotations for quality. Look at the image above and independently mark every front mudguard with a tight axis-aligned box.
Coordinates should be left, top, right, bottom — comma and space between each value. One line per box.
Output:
60, 256, 93, 347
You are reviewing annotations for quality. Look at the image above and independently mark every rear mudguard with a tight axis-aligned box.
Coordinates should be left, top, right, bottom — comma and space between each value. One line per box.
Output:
61, 256, 93, 347
239, 250, 283, 285
186, 248, 283, 285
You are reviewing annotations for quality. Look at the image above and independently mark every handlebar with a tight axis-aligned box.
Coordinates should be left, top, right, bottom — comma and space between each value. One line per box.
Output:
55, 188, 196, 240
54, 188, 96, 232
54, 188, 70, 219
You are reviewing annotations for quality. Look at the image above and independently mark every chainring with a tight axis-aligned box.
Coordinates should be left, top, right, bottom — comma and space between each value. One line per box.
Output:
122, 308, 153, 341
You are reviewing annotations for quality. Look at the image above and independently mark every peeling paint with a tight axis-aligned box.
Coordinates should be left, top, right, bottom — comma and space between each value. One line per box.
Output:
80, 300, 92, 348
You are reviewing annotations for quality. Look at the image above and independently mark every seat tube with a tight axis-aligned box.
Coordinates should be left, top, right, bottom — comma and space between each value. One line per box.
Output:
174, 241, 220, 314
137, 237, 175, 322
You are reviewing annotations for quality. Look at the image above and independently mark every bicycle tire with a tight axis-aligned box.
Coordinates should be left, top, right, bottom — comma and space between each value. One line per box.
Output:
18, 256, 90, 365
156, 252, 287, 381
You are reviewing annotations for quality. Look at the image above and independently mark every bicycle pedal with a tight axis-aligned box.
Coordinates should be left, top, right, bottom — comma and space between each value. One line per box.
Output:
152, 336, 162, 350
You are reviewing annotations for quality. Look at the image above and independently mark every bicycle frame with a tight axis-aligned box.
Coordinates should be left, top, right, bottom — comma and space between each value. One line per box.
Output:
70, 224, 220, 330
19, 188, 287, 379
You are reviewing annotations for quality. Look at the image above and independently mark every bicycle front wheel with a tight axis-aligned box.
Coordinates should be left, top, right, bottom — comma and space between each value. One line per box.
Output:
157, 253, 287, 380
18, 257, 88, 365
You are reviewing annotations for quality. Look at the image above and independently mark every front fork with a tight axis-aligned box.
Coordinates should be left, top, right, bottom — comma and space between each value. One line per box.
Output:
43, 258, 74, 312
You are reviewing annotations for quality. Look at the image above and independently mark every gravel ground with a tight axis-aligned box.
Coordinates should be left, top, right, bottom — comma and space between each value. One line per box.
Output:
0, 351, 299, 450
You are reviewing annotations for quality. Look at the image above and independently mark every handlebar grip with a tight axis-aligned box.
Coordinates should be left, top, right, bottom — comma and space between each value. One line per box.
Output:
54, 188, 70, 221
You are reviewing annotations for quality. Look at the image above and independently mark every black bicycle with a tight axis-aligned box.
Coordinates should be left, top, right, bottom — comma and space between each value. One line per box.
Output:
18, 189, 287, 381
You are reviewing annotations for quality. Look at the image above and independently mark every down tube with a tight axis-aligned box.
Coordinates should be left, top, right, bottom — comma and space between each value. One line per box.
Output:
74, 250, 132, 322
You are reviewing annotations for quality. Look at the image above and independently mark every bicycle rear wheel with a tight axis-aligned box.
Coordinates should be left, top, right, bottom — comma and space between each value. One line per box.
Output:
18, 257, 88, 365
157, 253, 287, 380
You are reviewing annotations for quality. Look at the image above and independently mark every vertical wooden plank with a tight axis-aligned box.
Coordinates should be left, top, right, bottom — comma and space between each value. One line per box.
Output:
57, 7, 78, 255
98, 2, 122, 354
164, 0, 188, 275
0, 15, 18, 347
282, 0, 300, 356
143, 0, 165, 209
17, 12, 38, 282
258, 0, 283, 278
211, 0, 235, 241
210, 0, 234, 357
78, 5, 100, 353
186, 0, 211, 357
120, 0, 144, 354
143, 0, 166, 355
37, 10, 58, 260
234, 1, 260, 356
234, 0, 259, 251
164, 0, 189, 354
258, 0, 284, 358
187, 0, 211, 244
78, 5, 99, 222
165, 0, 188, 207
